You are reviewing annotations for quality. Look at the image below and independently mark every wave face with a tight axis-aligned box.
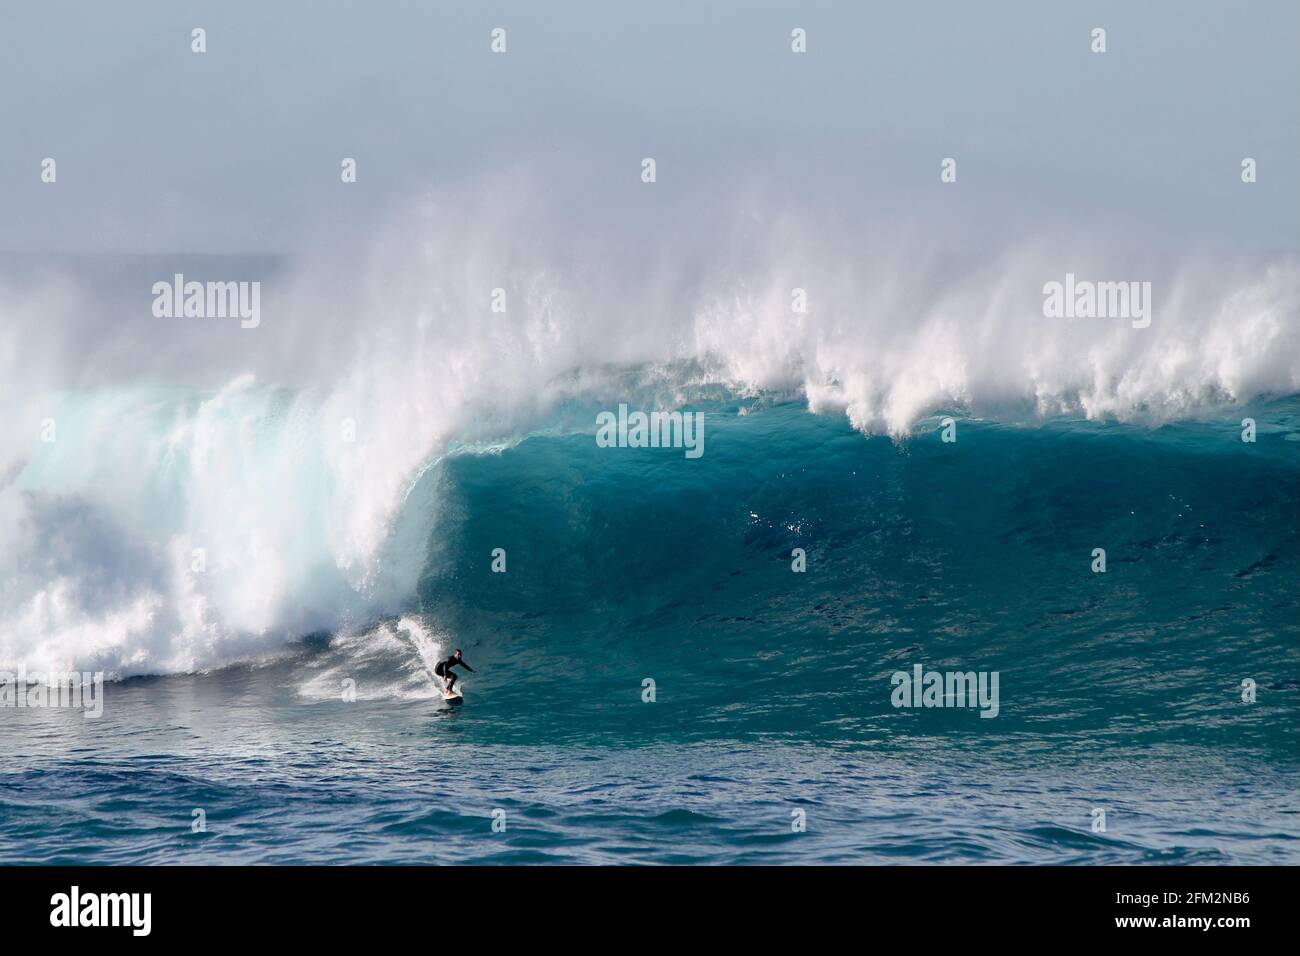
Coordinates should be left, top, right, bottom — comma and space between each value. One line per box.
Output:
413, 399, 1299, 752
1, 185, 1298, 676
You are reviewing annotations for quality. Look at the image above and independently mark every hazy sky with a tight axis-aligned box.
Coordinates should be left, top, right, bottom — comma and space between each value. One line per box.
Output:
1, 0, 1296, 254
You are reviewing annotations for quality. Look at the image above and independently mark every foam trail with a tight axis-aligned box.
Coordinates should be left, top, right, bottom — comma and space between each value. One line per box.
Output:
398, 616, 445, 688
295, 618, 444, 702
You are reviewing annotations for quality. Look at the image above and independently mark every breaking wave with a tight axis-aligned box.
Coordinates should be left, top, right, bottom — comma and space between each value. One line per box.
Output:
1, 179, 1297, 676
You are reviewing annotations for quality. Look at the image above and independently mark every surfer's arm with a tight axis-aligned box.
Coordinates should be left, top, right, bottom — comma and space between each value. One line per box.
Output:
461, 661, 474, 672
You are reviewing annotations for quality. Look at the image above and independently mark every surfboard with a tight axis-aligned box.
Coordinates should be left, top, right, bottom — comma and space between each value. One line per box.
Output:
441, 689, 463, 705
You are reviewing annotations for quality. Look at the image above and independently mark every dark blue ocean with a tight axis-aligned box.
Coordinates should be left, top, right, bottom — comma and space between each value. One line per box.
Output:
2, 399, 1297, 864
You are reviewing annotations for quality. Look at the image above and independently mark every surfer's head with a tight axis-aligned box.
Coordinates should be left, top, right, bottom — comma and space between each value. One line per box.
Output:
454, 649, 462, 658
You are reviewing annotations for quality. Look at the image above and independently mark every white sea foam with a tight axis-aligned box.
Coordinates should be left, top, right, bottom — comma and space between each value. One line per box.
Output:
295, 617, 445, 702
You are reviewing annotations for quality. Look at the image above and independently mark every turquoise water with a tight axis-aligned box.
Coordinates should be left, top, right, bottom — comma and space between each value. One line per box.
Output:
2, 400, 1297, 863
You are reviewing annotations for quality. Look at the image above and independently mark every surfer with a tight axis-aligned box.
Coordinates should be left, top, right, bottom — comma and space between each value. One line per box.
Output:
434, 649, 474, 694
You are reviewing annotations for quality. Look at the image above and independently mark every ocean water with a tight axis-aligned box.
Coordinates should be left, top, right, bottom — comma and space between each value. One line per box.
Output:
2, 398, 1297, 864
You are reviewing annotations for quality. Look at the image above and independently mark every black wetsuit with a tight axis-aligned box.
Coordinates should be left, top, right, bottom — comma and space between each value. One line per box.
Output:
434, 655, 473, 691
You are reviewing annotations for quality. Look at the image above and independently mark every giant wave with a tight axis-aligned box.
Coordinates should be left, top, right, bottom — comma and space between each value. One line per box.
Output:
1, 183, 1297, 677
